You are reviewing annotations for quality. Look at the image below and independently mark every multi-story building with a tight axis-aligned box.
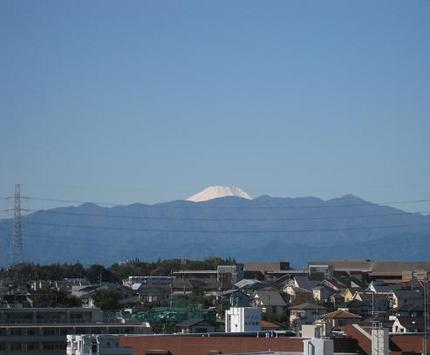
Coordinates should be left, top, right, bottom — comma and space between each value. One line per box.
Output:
0, 308, 150, 355
217, 264, 244, 289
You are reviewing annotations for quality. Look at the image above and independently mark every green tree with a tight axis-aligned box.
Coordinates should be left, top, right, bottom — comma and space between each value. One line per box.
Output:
31, 288, 81, 307
92, 289, 121, 310
86, 264, 113, 283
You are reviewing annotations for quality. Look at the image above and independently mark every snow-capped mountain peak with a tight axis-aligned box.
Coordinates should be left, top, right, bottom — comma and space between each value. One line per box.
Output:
186, 186, 252, 202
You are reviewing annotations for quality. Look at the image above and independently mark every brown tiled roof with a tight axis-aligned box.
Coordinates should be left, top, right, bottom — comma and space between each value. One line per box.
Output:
260, 320, 282, 330
321, 310, 361, 320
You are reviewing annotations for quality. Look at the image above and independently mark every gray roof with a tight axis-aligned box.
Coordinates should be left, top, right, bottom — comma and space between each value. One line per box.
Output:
137, 286, 170, 295
289, 303, 327, 311
235, 279, 263, 289
253, 290, 288, 306
294, 276, 320, 291
176, 318, 211, 328
172, 278, 193, 290
393, 289, 422, 299
394, 316, 425, 332
369, 282, 401, 293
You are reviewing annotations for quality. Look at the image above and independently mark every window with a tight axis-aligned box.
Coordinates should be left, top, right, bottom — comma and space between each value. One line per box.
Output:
10, 329, 22, 336
10, 343, 23, 351
42, 342, 65, 350
27, 328, 38, 336
27, 343, 39, 351
43, 328, 57, 336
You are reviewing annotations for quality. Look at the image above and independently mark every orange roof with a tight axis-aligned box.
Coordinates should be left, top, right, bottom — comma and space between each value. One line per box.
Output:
260, 320, 282, 329
321, 310, 361, 320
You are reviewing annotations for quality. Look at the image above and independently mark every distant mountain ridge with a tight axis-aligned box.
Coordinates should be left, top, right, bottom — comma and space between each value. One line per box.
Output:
0, 194, 429, 266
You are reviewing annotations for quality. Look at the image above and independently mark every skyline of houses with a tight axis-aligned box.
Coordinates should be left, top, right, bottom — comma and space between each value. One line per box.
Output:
0, 258, 429, 354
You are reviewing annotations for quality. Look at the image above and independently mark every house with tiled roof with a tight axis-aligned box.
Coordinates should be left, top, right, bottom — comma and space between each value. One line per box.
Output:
391, 315, 424, 333
283, 276, 320, 300
288, 303, 327, 325
391, 289, 423, 309
176, 318, 216, 334
320, 309, 361, 328
252, 289, 289, 316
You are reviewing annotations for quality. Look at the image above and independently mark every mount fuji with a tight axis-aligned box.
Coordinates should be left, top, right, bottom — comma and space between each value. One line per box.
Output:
186, 186, 252, 202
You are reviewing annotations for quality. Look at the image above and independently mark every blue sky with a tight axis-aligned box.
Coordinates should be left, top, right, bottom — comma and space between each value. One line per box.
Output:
1, 0, 430, 212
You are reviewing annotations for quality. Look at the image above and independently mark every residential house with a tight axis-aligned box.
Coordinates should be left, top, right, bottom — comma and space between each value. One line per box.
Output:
312, 284, 335, 303
176, 318, 216, 334
320, 309, 361, 328
221, 289, 250, 307
390, 304, 424, 319
123, 276, 173, 289
260, 320, 283, 331
343, 288, 355, 303
251, 289, 288, 317
288, 303, 327, 326
171, 278, 194, 295
136, 286, 170, 306
348, 292, 389, 315
340, 299, 372, 318
391, 316, 424, 333
283, 276, 319, 300
367, 281, 401, 295
234, 279, 266, 292
391, 289, 423, 309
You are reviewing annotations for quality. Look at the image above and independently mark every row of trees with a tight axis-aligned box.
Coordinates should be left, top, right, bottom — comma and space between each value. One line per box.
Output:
0, 257, 236, 284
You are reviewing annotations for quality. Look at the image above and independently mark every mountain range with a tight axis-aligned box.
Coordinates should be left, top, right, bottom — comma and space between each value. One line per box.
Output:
0, 188, 429, 266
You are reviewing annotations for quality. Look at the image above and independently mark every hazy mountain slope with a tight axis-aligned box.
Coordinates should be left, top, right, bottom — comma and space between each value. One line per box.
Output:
0, 194, 429, 266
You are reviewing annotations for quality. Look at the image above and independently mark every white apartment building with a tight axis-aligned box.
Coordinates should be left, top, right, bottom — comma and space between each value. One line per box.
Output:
225, 307, 261, 333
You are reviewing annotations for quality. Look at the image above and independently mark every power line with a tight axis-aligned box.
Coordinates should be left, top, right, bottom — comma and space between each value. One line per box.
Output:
21, 195, 430, 209
22, 196, 119, 206
24, 220, 430, 234
28, 208, 430, 222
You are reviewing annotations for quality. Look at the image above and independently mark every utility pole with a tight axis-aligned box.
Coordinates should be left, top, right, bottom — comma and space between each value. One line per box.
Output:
170, 270, 173, 308
11, 184, 23, 265
418, 278, 428, 355
413, 271, 428, 355
423, 278, 428, 355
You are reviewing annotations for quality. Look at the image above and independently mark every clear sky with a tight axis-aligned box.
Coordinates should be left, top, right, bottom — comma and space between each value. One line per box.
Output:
1, 0, 430, 213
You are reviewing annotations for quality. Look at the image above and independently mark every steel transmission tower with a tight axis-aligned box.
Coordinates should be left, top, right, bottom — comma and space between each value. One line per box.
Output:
11, 183, 23, 264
